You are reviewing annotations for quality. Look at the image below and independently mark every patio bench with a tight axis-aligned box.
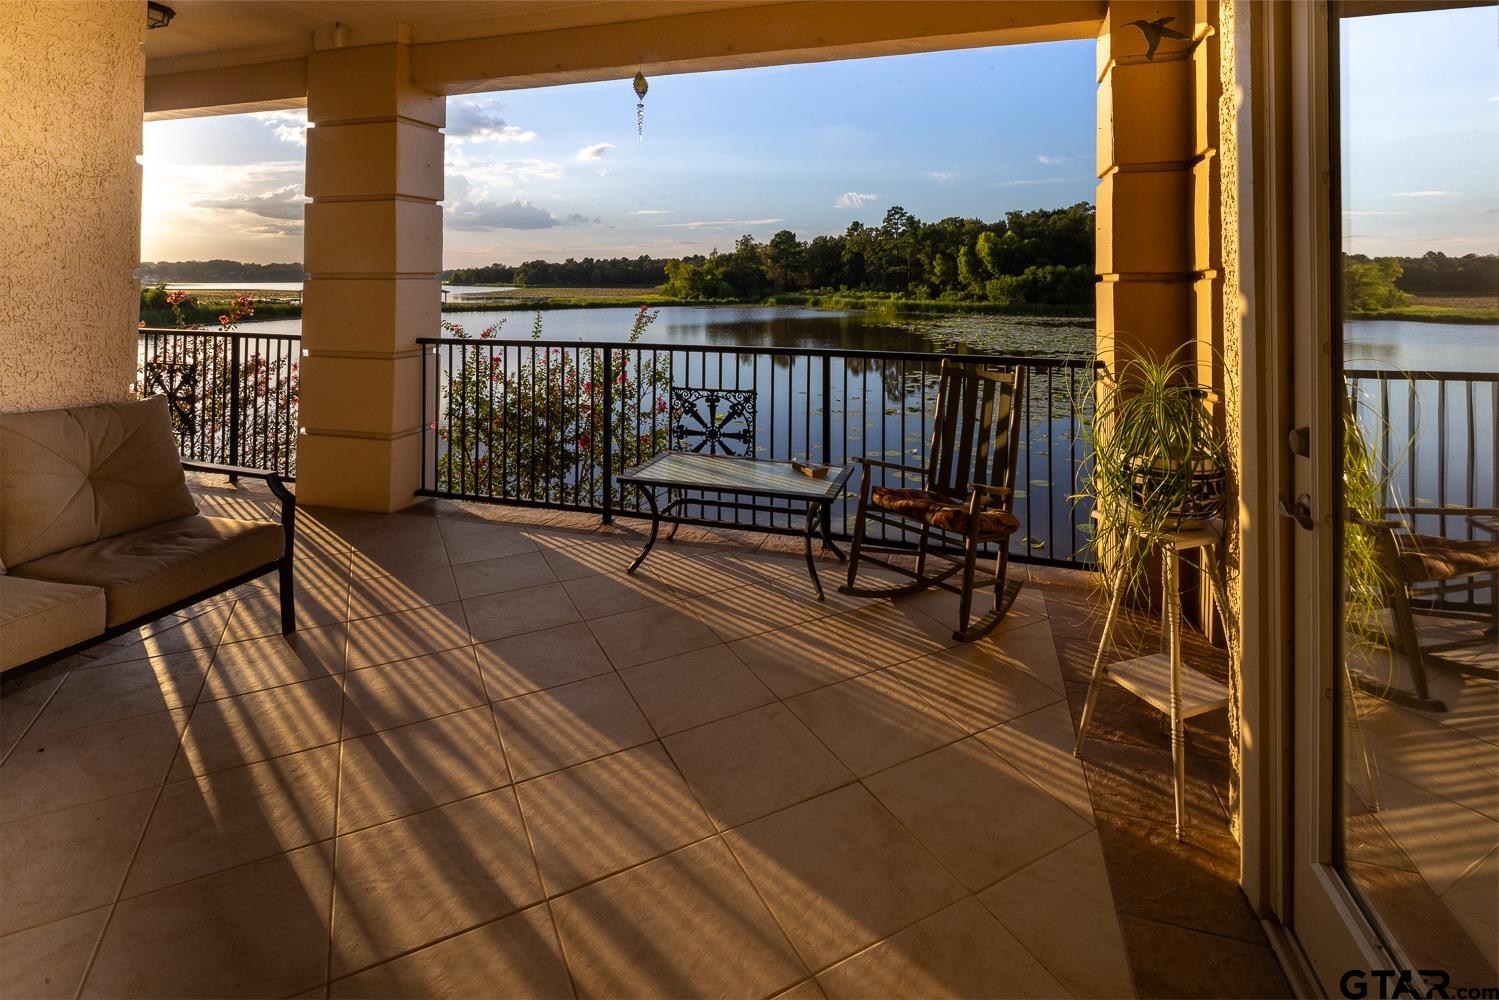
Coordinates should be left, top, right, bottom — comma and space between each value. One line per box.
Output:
0, 396, 295, 673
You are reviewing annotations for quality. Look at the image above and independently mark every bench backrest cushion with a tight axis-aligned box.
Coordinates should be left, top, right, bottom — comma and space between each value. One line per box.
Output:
0, 396, 197, 568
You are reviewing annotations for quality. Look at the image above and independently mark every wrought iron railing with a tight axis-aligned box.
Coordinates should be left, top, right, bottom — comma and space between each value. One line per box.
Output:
136, 327, 301, 477
1345, 367, 1498, 614
418, 337, 1100, 566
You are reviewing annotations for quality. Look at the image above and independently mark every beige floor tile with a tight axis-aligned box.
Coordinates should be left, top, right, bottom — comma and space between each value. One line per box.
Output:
551, 837, 806, 999
83, 843, 334, 999
928, 617, 1067, 695
451, 551, 558, 601
0, 906, 109, 1000
817, 896, 1069, 999
0, 710, 188, 820
443, 526, 541, 567
652, 548, 764, 598
491, 674, 655, 781
0, 790, 155, 936
342, 647, 486, 738
902, 585, 1050, 640
978, 832, 1134, 999
587, 601, 720, 669
1443, 848, 1498, 948
785, 669, 967, 777
475, 621, 614, 700
1370, 772, 1499, 895
172, 677, 343, 780
125, 746, 340, 898
774, 978, 828, 1000
977, 702, 1095, 823
331, 789, 544, 977
889, 634, 1064, 734
348, 566, 460, 621
204, 625, 348, 700
225, 578, 352, 639
538, 536, 644, 581
87, 606, 233, 665
349, 537, 452, 578
620, 645, 777, 736
30, 652, 208, 735
329, 904, 572, 999
1363, 701, 1499, 821
731, 602, 957, 699
517, 743, 714, 894
464, 583, 582, 644
664, 703, 853, 829
725, 784, 966, 971
344, 601, 470, 669
337, 706, 510, 834
690, 583, 836, 642
864, 737, 1092, 892
563, 570, 679, 619
1, 669, 68, 759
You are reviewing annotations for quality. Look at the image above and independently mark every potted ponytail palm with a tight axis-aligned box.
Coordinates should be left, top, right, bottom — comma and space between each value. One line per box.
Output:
1078, 344, 1229, 600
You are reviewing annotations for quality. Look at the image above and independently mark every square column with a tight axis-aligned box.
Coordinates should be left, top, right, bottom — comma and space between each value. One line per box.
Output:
1096, 0, 1198, 367
296, 41, 444, 511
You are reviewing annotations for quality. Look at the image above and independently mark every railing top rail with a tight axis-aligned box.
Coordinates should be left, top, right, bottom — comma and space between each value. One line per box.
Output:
1345, 367, 1499, 383
139, 326, 302, 344
415, 336, 1101, 369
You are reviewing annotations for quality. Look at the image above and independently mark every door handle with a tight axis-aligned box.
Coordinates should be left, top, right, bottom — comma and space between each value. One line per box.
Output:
1279, 493, 1315, 530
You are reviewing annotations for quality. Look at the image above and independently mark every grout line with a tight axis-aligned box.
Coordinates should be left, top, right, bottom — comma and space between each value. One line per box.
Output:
321, 597, 354, 990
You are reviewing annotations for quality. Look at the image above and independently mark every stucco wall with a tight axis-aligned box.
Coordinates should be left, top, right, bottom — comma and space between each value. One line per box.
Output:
0, 1, 144, 412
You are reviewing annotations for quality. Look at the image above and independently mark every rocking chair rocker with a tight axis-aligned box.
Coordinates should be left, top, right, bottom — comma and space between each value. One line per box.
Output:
840, 360, 1027, 641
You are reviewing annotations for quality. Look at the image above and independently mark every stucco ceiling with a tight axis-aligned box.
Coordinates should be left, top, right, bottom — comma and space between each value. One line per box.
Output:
145, 0, 786, 69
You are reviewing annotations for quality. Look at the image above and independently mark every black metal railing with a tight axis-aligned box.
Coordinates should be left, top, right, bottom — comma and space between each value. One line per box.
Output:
418, 337, 1099, 566
136, 327, 301, 477
1346, 367, 1498, 614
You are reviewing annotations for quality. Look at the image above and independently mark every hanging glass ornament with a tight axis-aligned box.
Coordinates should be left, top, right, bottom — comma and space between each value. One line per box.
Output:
633, 71, 649, 139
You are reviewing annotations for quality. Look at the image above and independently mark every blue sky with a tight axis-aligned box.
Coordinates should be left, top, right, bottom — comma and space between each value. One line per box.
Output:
1340, 5, 1498, 257
141, 9, 1497, 267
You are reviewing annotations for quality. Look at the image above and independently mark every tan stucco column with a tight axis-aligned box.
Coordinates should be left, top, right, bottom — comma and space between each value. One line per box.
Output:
1096, 0, 1198, 365
296, 41, 444, 511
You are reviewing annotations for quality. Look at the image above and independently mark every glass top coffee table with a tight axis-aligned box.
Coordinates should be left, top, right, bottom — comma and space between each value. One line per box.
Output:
617, 452, 854, 599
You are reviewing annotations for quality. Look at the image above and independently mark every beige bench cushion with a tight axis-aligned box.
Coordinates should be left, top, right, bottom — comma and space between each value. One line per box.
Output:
12, 516, 283, 627
0, 576, 106, 671
0, 396, 197, 568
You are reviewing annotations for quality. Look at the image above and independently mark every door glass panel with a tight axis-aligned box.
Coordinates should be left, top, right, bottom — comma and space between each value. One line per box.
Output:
1336, 4, 1499, 988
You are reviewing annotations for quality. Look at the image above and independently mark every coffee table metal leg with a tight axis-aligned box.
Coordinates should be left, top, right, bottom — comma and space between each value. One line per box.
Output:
627, 488, 662, 575
803, 502, 826, 600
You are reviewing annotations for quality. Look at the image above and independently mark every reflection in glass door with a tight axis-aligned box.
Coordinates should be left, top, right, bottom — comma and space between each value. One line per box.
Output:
1334, 4, 1499, 991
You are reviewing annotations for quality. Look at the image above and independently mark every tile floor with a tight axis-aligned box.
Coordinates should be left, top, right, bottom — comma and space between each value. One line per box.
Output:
1, 483, 1286, 999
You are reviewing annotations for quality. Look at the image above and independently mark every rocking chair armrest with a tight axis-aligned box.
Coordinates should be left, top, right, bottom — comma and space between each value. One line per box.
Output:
967, 482, 1013, 500
1346, 509, 1403, 532
853, 457, 927, 479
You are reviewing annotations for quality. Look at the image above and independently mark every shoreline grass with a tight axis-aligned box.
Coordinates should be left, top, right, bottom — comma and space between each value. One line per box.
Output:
1346, 304, 1498, 324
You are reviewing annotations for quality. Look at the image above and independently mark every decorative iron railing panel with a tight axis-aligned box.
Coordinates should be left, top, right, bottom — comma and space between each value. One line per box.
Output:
136, 327, 301, 477
418, 337, 1100, 566
1345, 367, 1498, 614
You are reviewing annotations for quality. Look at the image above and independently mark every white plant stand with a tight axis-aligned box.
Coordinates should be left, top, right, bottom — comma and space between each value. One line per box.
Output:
1073, 520, 1231, 840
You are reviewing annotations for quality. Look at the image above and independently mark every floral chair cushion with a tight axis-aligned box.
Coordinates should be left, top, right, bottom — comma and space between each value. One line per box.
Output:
1396, 533, 1499, 583
870, 486, 1021, 538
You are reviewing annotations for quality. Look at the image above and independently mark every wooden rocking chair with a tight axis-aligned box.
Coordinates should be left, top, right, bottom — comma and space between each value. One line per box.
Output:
840, 360, 1027, 641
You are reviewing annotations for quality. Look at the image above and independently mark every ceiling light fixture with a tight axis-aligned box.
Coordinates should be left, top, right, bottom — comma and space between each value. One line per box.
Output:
146, 2, 175, 30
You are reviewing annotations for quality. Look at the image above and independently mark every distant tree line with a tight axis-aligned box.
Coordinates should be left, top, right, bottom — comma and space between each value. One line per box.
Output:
660, 204, 1095, 307
1380, 251, 1497, 297
445, 256, 676, 287
1342, 252, 1498, 311
137, 260, 306, 282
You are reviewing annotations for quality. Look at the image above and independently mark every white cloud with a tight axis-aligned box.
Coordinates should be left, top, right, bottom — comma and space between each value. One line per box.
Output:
630, 209, 671, 215
194, 183, 308, 228
252, 110, 310, 146
657, 217, 783, 230
995, 178, 1066, 188
1392, 190, 1461, 197
924, 170, 959, 185
446, 197, 596, 231
445, 100, 537, 144
1037, 154, 1071, 166
1343, 210, 1410, 217
576, 142, 616, 161
834, 191, 878, 209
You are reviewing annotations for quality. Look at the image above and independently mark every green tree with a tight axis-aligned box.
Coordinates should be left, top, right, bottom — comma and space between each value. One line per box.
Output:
1343, 257, 1411, 311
